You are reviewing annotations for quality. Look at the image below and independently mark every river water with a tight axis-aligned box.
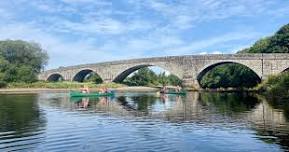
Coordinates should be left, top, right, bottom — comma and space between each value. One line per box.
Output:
0, 92, 288, 152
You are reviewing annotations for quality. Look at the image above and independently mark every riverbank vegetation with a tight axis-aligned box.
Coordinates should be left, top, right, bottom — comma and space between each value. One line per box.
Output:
0, 40, 48, 87
199, 63, 260, 89
200, 23, 289, 93
122, 67, 182, 87
257, 72, 289, 100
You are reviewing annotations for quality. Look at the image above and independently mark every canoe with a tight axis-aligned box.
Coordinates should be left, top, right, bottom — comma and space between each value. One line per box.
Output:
70, 96, 100, 102
160, 91, 187, 95
70, 91, 114, 97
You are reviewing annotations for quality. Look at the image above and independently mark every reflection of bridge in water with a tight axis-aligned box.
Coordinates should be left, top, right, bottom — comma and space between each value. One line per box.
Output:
37, 92, 289, 150
38, 92, 289, 128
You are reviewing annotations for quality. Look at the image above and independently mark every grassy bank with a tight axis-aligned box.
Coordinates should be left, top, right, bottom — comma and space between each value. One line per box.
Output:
5, 81, 126, 89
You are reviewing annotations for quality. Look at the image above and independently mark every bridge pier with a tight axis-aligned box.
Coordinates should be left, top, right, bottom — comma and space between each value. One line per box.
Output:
182, 78, 200, 91
102, 79, 113, 83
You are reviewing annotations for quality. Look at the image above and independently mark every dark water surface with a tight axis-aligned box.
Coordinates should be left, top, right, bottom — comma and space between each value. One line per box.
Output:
0, 92, 289, 152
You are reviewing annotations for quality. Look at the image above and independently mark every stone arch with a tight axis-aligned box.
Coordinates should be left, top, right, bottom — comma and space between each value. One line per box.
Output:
112, 64, 182, 83
281, 67, 289, 73
197, 61, 262, 86
47, 73, 64, 82
72, 68, 103, 82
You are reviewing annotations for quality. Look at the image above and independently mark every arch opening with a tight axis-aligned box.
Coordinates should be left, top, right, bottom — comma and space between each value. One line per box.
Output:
47, 73, 64, 82
197, 62, 261, 89
282, 68, 289, 73
73, 69, 103, 83
113, 65, 182, 86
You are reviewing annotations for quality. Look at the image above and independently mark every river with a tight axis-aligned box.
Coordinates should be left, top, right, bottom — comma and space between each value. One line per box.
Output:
0, 92, 288, 152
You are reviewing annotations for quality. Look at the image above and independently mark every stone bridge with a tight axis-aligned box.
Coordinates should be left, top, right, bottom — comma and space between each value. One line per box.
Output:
38, 54, 289, 89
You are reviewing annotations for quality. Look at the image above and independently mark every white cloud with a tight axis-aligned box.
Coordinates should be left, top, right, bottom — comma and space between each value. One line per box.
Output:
61, 0, 110, 5
164, 32, 261, 55
61, 19, 125, 34
0, 0, 288, 70
143, 0, 283, 30
0, 23, 122, 69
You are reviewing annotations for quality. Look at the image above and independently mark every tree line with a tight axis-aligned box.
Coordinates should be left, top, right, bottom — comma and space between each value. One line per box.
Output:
0, 40, 48, 87
122, 67, 182, 87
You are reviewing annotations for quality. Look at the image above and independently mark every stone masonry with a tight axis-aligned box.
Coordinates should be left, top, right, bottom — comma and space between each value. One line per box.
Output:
38, 54, 289, 90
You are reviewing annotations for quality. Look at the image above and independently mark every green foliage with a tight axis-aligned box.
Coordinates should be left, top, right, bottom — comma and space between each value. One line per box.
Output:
0, 81, 7, 88
200, 64, 260, 89
167, 74, 182, 86
123, 68, 158, 86
239, 38, 271, 53
241, 23, 289, 53
0, 40, 48, 84
83, 73, 103, 84
122, 67, 182, 87
258, 72, 289, 99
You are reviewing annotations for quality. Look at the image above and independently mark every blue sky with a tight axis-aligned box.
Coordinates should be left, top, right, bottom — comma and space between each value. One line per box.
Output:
0, 0, 289, 69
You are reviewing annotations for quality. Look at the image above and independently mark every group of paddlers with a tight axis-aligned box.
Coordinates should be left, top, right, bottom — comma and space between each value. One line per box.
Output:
80, 85, 110, 94
80, 84, 182, 94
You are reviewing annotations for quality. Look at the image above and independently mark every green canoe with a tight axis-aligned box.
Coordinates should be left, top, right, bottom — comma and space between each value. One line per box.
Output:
70, 91, 114, 97
160, 91, 187, 95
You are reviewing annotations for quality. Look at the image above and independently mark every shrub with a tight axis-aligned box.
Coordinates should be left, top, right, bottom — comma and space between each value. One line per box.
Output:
0, 81, 7, 88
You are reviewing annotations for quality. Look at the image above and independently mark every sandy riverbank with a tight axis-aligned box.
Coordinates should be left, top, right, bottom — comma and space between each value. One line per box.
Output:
0, 87, 159, 94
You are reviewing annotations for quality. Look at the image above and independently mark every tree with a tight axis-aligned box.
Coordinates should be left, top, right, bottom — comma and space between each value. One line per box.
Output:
242, 38, 271, 53
241, 23, 289, 53
0, 40, 48, 83
83, 73, 103, 84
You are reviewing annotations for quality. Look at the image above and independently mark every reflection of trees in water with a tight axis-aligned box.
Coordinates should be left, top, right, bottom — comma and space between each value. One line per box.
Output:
38, 92, 289, 150
39, 92, 289, 150
199, 92, 289, 151
129, 95, 157, 111
116, 95, 167, 117
163, 92, 260, 123
117, 96, 137, 111
266, 98, 289, 121
0, 94, 46, 151
165, 92, 289, 151
0, 94, 46, 133
199, 92, 259, 114
251, 96, 289, 151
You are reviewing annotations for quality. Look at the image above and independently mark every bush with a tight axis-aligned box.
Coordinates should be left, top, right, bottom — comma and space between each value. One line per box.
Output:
258, 72, 289, 99
0, 81, 7, 88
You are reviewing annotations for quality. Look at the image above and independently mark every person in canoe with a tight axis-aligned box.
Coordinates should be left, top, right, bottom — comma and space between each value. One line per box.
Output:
176, 85, 182, 93
80, 85, 90, 94
99, 87, 107, 93
160, 86, 167, 93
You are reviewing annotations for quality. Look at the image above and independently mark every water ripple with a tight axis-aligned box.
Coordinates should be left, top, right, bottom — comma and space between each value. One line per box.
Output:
0, 92, 288, 151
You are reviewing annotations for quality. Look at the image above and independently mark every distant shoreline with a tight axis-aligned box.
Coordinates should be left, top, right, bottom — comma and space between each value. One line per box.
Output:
0, 86, 259, 94
0, 86, 159, 94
